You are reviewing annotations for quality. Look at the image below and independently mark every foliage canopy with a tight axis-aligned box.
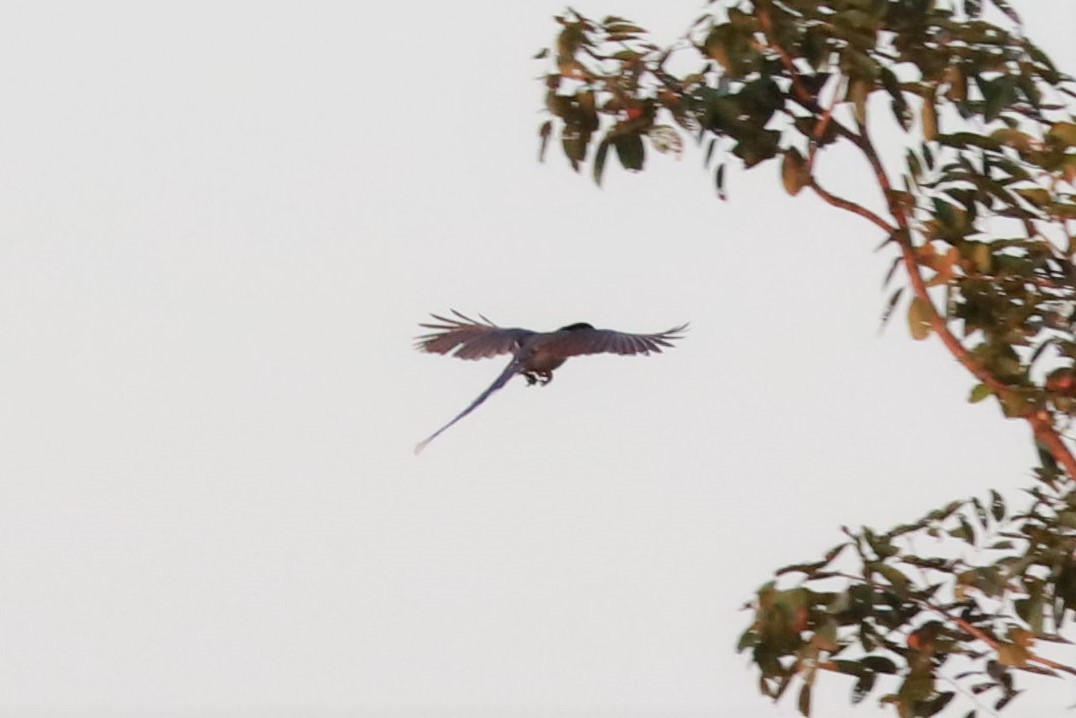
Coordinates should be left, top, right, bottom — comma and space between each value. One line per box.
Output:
538, 1, 1076, 716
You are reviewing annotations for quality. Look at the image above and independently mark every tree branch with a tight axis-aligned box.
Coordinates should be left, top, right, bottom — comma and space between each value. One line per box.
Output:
854, 128, 1024, 384
757, 7, 814, 106
809, 179, 895, 234
1031, 410, 1076, 482
757, 0, 1076, 482
854, 122, 1076, 479
935, 606, 1076, 678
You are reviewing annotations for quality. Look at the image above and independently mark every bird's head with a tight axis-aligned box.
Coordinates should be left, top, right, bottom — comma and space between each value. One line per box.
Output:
557, 322, 594, 331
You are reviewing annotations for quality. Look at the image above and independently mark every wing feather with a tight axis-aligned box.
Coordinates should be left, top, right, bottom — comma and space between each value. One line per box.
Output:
415, 311, 535, 361
538, 323, 688, 359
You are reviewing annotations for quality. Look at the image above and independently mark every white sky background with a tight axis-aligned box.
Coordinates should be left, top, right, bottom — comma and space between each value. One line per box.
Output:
1, 1, 1075, 716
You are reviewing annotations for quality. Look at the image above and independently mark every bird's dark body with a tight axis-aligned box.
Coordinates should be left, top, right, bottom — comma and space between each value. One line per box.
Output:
413, 311, 687, 453
520, 323, 591, 380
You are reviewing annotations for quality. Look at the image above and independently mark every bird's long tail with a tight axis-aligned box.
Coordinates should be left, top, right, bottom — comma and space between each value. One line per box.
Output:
414, 358, 521, 455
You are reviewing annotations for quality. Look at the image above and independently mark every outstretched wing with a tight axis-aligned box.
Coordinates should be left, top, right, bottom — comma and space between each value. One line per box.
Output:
414, 357, 521, 455
415, 310, 535, 361
539, 323, 689, 358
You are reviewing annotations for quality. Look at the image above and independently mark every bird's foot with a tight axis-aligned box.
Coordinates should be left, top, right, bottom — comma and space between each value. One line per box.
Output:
522, 371, 553, 386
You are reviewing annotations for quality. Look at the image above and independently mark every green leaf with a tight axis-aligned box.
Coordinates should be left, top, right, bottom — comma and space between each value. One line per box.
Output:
1047, 122, 1076, 148
561, 133, 586, 172
704, 137, 717, 167
613, 133, 645, 171
927, 501, 965, 522
776, 559, 828, 576
793, 116, 838, 145
997, 390, 1032, 418
922, 691, 955, 717
969, 383, 993, 403
992, 157, 1031, 182
921, 93, 938, 141
931, 197, 957, 229
922, 142, 934, 170
861, 655, 898, 674
736, 626, 759, 652
739, 77, 784, 124
907, 297, 933, 340
979, 75, 1017, 123
703, 23, 758, 77
880, 287, 904, 330
971, 242, 991, 272
798, 681, 812, 717
851, 672, 876, 705
881, 68, 909, 130
538, 120, 553, 162
1015, 592, 1045, 634
989, 489, 1005, 521
1054, 562, 1076, 615
850, 79, 869, 126
882, 256, 902, 287
874, 563, 910, 594
715, 163, 727, 201
732, 128, 780, 168
906, 150, 923, 182
604, 22, 645, 34
781, 148, 809, 196
832, 660, 865, 676
936, 133, 1002, 151
1050, 202, 1076, 220
592, 139, 610, 186
1015, 75, 1041, 109
1015, 187, 1050, 208
950, 517, 975, 543
996, 641, 1030, 668
990, 128, 1034, 152
897, 671, 934, 705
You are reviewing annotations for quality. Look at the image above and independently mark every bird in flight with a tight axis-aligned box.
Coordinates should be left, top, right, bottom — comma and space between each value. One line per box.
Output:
413, 310, 687, 454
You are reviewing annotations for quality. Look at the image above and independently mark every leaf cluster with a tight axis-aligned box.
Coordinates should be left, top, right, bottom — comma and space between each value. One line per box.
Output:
739, 474, 1076, 716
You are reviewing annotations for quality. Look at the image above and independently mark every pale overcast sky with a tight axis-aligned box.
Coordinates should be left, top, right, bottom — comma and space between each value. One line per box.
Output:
1, 2, 1074, 717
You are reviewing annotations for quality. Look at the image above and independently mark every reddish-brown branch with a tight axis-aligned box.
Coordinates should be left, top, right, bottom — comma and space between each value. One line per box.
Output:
757, 9, 814, 106
797, 15, 1074, 481
809, 179, 895, 234
803, 106, 1020, 401
847, 127, 1016, 397
1031, 410, 1076, 481
757, 8, 862, 161
1028, 651, 1076, 678
853, 126, 1076, 477
896, 240, 1012, 393
934, 607, 1076, 678
811, 571, 1076, 677
741, 6, 1076, 483
807, 102, 837, 172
